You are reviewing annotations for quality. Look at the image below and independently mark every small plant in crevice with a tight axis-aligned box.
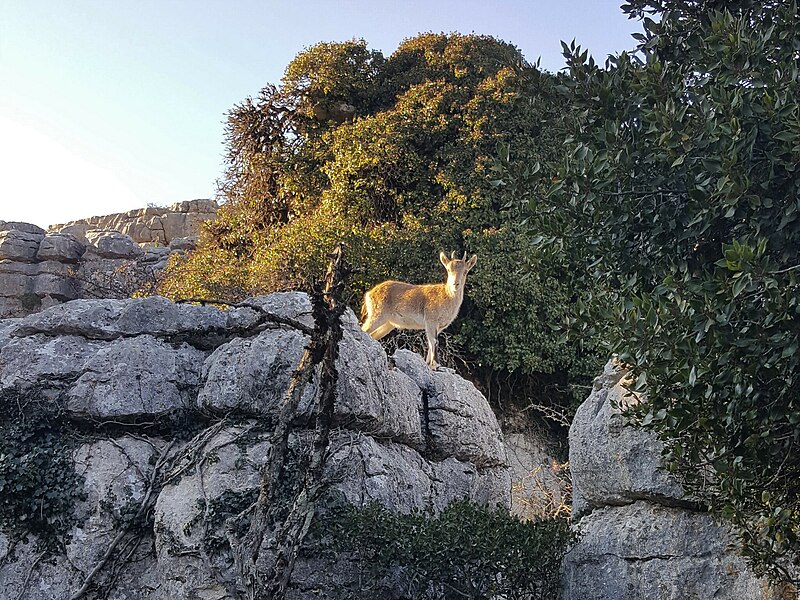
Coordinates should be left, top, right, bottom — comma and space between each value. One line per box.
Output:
314, 498, 576, 600
183, 488, 259, 556
0, 403, 87, 552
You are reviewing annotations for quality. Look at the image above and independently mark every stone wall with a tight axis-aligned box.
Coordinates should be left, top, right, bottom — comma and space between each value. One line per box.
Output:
562, 359, 795, 600
0, 293, 510, 599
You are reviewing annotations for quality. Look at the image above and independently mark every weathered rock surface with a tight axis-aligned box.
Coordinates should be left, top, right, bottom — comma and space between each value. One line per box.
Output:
67, 335, 207, 417
36, 232, 85, 263
198, 327, 311, 414
0, 200, 218, 319
0, 292, 510, 599
0, 221, 46, 235
0, 228, 45, 262
563, 501, 783, 600
393, 349, 507, 468
50, 199, 218, 246
85, 230, 144, 259
569, 360, 684, 518
562, 359, 792, 600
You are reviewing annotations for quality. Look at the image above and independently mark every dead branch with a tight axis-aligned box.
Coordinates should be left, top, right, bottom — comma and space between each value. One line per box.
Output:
230, 244, 350, 600
70, 440, 175, 600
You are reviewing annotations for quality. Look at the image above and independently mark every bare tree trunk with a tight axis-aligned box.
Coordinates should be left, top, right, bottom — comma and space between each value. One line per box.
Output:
230, 245, 351, 600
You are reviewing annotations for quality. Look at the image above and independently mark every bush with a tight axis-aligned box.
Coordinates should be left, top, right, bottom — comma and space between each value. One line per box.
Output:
162, 33, 603, 417
501, 0, 800, 581
0, 400, 86, 551
320, 499, 575, 600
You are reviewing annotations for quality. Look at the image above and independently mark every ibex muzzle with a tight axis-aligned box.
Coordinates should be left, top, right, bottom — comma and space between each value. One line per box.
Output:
361, 251, 477, 369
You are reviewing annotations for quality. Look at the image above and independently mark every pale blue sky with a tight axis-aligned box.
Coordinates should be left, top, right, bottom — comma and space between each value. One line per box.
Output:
0, 1, 638, 228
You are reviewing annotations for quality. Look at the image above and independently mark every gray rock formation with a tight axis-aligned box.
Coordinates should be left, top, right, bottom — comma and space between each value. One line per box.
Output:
50, 199, 218, 246
37, 233, 86, 263
0, 227, 45, 262
85, 230, 144, 260
0, 200, 218, 319
562, 359, 791, 600
0, 292, 510, 599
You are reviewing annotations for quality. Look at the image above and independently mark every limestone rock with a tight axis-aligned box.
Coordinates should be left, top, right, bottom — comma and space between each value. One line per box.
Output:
569, 359, 683, 519
198, 311, 425, 448
153, 426, 510, 598
168, 236, 197, 251
393, 349, 508, 468
13, 298, 130, 339
0, 203, 219, 318
0, 318, 20, 350
56, 223, 90, 242
563, 358, 789, 599
0, 538, 79, 600
562, 501, 787, 600
0, 259, 79, 318
240, 291, 315, 328
142, 246, 171, 263
69, 437, 159, 572
33, 270, 79, 300
329, 432, 510, 514
0, 259, 35, 296
66, 335, 207, 417
86, 230, 143, 259
14, 296, 232, 348
36, 232, 86, 263
113, 296, 226, 342
336, 321, 424, 448
0, 228, 44, 262
154, 424, 270, 599
50, 199, 218, 246
0, 438, 162, 600
0, 221, 46, 235
0, 291, 512, 600
0, 334, 103, 397
198, 327, 312, 415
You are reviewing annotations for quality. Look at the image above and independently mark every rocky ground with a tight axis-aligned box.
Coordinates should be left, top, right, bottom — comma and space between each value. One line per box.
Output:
562, 359, 794, 600
0, 292, 509, 599
0, 200, 217, 319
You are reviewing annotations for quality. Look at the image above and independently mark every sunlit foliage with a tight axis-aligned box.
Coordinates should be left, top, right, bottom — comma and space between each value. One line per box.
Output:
162, 33, 603, 408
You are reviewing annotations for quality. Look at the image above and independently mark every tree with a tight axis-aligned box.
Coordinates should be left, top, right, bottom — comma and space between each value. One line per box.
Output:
503, 0, 799, 580
162, 33, 603, 412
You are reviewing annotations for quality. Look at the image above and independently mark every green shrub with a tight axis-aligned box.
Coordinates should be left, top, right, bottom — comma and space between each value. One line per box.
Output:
320, 499, 575, 600
501, 0, 800, 580
0, 402, 86, 551
162, 33, 602, 417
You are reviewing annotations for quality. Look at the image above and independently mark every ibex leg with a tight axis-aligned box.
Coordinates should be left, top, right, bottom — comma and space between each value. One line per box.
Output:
424, 322, 439, 369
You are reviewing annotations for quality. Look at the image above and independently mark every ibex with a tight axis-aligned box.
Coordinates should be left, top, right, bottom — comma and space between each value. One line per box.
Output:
361, 251, 478, 369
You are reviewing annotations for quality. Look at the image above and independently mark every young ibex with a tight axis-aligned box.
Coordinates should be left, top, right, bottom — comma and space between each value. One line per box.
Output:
361, 251, 478, 369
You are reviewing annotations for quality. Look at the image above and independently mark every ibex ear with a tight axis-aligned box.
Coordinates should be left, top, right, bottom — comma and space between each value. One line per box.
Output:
439, 251, 449, 267
466, 254, 477, 271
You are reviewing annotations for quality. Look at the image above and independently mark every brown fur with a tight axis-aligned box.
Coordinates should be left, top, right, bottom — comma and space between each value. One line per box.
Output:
361, 251, 477, 368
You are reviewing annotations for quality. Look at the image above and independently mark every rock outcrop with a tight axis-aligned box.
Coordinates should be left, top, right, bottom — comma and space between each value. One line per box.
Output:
49, 199, 218, 246
0, 200, 218, 319
562, 359, 792, 600
0, 292, 510, 599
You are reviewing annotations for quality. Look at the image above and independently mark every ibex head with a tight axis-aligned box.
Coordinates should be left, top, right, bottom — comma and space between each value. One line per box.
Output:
439, 250, 478, 294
